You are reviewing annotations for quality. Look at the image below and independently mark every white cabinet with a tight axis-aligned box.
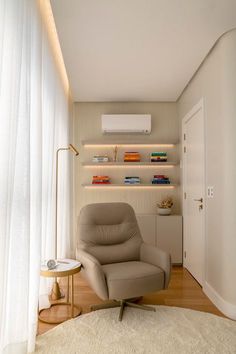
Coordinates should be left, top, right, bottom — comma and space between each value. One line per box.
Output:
156, 215, 182, 265
137, 214, 182, 265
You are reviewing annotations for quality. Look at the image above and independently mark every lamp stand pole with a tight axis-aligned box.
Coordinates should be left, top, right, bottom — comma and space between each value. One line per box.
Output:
51, 147, 70, 301
50, 144, 79, 301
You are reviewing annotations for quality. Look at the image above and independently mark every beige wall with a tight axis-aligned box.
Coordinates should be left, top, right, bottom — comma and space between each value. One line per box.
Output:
178, 29, 236, 317
73, 102, 180, 218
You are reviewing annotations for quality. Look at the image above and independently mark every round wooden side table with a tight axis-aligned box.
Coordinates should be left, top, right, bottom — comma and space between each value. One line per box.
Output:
39, 259, 82, 324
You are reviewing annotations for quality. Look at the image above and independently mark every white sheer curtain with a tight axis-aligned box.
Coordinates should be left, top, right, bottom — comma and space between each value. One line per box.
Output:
0, 0, 71, 353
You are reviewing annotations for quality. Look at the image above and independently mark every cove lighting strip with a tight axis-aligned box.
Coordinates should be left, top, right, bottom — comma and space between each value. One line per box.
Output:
83, 185, 175, 189
40, 0, 69, 95
83, 165, 175, 168
84, 144, 175, 148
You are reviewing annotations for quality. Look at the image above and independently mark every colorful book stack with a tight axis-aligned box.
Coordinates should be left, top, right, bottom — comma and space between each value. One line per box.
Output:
124, 152, 140, 162
150, 152, 167, 162
92, 176, 110, 184
92, 155, 109, 163
124, 176, 141, 185
152, 175, 170, 184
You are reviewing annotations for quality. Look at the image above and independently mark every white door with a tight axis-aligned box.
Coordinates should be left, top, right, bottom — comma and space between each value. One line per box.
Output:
182, 99, 205, 286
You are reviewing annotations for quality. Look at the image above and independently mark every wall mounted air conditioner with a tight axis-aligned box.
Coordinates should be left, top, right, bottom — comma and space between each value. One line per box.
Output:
101, 114, 151, 134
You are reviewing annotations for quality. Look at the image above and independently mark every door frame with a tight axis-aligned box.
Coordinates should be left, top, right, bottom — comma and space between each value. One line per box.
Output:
182, 98, 206, 286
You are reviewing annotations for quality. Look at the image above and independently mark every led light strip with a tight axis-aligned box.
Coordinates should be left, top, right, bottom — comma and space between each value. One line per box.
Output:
84, 144, 175, 148
39, 0, 69, 95
83, 185, 176, 189
83, 164, 175, 168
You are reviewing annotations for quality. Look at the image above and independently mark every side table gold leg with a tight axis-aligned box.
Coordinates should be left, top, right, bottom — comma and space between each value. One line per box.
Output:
71, 274, 74, 318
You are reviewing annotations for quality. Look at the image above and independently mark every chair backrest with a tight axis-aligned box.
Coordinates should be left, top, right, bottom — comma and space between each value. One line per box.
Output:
77, 202, 143, 265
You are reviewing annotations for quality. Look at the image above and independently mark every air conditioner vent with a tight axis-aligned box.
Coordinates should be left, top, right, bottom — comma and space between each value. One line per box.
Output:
101, 114, 151, 135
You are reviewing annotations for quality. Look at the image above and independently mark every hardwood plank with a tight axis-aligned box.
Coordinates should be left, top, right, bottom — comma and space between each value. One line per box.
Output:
37, 266, 224, 335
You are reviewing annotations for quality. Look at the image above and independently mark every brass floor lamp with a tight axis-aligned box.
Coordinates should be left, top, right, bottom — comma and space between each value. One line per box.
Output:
51, 144, 79, 300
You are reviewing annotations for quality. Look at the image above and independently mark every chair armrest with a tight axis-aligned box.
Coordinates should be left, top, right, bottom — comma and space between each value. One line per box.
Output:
140, 243, 171, 288
76, 249, 108, 300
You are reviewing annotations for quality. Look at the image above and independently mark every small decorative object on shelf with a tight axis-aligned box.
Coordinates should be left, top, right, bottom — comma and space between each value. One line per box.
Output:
150, 152, 167, 162
92, 155, 109, 163
157, 197, 173, 215
124, 176, 141, 185
113, 145, 118, 162
92, 175, 111, 184
124, 151, 140, 162
152, 175, 170, 184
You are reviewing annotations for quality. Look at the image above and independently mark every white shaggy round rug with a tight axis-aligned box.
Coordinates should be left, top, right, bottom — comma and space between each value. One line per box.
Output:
36, 306, 236, 354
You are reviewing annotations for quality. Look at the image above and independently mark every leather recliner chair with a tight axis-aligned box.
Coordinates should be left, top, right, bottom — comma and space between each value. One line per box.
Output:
77, 202, 171, 321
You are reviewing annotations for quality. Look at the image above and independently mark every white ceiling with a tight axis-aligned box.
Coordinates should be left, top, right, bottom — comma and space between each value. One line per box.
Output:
50, 0, 236, 102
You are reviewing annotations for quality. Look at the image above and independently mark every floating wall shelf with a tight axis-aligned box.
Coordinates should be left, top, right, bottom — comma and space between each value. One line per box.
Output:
82, 140, 178, 148
82, 140, 179, 188
82, 162, 178, 167
82, 184, 177, 189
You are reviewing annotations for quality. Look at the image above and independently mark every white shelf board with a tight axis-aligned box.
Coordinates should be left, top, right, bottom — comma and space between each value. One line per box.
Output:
82, 139, 178, 146
82, 183, 177, 188
82, 161, 178, 167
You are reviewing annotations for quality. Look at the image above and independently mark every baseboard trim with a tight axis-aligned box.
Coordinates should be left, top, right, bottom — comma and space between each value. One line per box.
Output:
203, 281, 236, 320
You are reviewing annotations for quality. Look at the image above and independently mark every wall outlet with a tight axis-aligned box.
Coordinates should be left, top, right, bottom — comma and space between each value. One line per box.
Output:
207, 186, 214, 198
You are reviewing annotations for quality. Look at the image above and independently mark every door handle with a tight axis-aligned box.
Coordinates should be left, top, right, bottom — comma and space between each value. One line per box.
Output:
194, 198, 203, 203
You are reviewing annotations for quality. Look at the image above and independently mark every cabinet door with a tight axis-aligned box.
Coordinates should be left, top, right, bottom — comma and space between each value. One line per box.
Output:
156, 215, 183, 264
136, 215, 156, 246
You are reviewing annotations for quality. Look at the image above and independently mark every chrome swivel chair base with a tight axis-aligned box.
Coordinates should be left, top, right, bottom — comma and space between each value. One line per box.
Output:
91, 299, 156, 321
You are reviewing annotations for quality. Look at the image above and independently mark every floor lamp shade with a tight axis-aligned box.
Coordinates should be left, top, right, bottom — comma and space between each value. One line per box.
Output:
69, 144, 79, 156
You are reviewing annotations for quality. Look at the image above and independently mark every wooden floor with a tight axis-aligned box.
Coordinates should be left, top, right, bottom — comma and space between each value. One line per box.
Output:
38, 266, 223, 335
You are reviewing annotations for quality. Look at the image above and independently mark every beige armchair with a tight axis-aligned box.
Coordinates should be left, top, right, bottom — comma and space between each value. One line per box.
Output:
77, 202, 171, 320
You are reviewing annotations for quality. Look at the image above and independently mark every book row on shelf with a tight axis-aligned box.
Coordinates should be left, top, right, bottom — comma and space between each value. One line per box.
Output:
92, 175, 171, 185
92, 151, 168, 163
